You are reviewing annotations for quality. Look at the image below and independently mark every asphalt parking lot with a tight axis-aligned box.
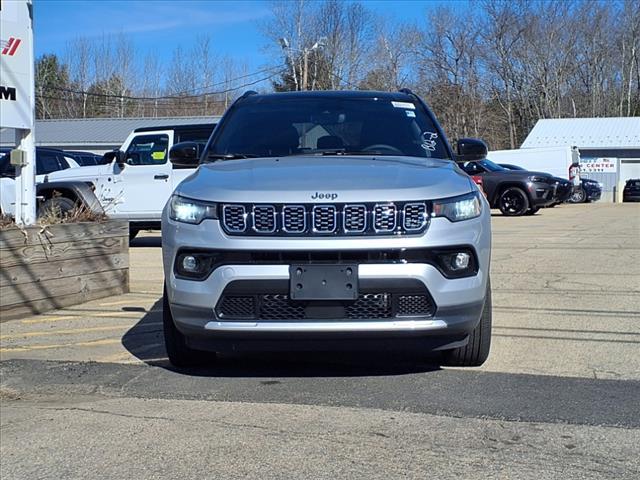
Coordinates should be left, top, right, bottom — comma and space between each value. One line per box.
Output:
1, 203, 639, 478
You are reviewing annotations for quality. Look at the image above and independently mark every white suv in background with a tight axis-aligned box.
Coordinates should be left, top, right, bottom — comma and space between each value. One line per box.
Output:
44, 123, 216, 238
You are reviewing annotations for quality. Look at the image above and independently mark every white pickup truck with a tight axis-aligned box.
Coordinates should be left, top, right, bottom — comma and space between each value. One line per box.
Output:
44, 122, 216, 239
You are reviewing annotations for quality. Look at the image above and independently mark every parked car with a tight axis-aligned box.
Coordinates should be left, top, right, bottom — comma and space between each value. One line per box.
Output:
499, 163, 572, 206
471, 175, 485, 196
0, 147, 80, 179
64, 150, 105, 166
161, 89, 492, 367
0, 148, 100, 219
568, 178, 602, 203
458, 158, 555, 215
43, 123, 216, 239
622, 179, 640, 202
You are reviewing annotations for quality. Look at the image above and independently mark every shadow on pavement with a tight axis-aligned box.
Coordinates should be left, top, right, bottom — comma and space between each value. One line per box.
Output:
129, 235, 161, 248
121, 298, 442, 378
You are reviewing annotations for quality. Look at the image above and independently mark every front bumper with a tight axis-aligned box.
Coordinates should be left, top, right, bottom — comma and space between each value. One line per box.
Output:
585, 186, 602, 202
553, 183, 572, 203
528, 182, 556, 207
161, 207, 491, 348
623, 192, 640, 202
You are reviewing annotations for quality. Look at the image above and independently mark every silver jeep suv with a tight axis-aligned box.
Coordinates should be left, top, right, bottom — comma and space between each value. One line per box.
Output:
161, 90, 492, 367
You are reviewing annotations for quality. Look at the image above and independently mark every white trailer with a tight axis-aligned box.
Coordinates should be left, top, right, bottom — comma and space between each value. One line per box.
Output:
487, 146, 580, 180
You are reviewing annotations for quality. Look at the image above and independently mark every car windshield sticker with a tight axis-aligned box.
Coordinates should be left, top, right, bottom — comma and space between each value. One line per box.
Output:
405, 110, 416, 118
391, 101, 415, 109
421, 132, 438, 151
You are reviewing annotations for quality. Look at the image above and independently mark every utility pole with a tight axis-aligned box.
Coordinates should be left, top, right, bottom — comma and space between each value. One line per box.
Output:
302, 50, 309, 91
280, 37, 326, 91
280, 38, 299, 91
1, 0, 36, 225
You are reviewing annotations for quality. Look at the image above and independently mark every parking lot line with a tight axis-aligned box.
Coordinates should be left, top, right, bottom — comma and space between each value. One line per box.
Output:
98, 342, 165, 363
20, 315, 77, 325
494, 326, 640, 336
98, 299, 145, 307
0, 323, 162, 341
493, 333, 640, 344
0, 338, 122, 353
19, 311, 156, 325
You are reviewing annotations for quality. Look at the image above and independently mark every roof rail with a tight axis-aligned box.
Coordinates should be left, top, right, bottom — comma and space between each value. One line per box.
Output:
240, 90, 258, 99
398, 88, 415, 96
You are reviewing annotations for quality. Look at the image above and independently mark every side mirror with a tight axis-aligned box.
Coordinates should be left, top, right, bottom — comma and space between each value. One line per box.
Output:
169, 142, 201, 168
456, 138, 488, 162
103, 150, 126, 167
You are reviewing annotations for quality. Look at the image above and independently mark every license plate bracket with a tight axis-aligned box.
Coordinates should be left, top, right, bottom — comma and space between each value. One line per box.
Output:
289, 264, 358, 301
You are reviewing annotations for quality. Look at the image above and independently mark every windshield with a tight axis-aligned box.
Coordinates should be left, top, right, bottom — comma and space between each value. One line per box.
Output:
477, 159, 505, 172
207, 97, 450, 160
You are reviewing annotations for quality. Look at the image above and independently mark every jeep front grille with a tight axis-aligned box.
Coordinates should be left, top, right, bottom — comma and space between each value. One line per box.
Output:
216, 293, 435, 320
373, 204, 397, 232
282, 205, 306, 233
221, 202, 431, 236
312, 205, 337, 233
343, 204, 367, 233
252, 205, 276, 233
403, 203, 427, 231
222, 205, 247, 232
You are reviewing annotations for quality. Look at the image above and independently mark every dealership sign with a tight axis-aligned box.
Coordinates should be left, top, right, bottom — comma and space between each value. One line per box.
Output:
580, 157, 617, 174
0, 0, 33, 129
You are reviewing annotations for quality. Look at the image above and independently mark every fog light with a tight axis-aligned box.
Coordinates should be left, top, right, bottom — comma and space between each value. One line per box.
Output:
182, 255, 198, 272
452, 252, 471, 270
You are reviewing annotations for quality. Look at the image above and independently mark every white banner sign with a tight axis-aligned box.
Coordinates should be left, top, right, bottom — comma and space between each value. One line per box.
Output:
580, 157, 617, 174
0, 0, 34, 129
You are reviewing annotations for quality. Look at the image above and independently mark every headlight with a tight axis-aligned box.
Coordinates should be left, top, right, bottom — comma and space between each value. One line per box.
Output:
432, 191, 482, 222
168, 195, 218, 224
529, 175, 549, 183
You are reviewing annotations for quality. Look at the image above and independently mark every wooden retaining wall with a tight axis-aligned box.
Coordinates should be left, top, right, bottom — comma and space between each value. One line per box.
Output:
0, 220, 129, 321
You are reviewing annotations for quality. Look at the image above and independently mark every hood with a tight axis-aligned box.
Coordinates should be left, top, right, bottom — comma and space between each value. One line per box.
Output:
44, 163, 111, 182
524, 171, 554, 178
176, 155, 473, 203
495, 169, 552, 178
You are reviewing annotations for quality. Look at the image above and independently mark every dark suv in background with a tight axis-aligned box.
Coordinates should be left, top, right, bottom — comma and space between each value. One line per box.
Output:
623, 179, 640, 202
65, 150, 104, 166
0, 147, 79, 177
499, 163, 601, 204
458, 158, 556, 215
499, 163, 572, 206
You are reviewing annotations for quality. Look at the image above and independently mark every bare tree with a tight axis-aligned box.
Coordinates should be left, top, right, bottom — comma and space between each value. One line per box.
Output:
35, 0, 635, 148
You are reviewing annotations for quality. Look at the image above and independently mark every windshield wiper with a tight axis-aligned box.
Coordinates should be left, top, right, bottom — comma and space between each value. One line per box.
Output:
315, 149, 386, 156
206, 153, 258, 161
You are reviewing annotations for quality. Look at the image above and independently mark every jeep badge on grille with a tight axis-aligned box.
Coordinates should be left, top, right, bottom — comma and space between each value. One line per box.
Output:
311, 192, 338, 200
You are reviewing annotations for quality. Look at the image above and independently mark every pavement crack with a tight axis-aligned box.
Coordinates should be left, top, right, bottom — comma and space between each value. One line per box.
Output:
38, 406, 174, 422
119, 369, 148, 394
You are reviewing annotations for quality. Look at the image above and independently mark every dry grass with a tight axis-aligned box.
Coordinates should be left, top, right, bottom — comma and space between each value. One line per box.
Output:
0, 213, 17, 229
0, 195, 107, 231
37, 202, 108, 227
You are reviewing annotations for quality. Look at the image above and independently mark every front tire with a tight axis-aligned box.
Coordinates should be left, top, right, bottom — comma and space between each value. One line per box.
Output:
442, 279, 492, 367
568, 188, 586, 203
525, 206, 540, 215
163, 285, 213, 367
498, 187, 530, 216
39, 196, 76, 218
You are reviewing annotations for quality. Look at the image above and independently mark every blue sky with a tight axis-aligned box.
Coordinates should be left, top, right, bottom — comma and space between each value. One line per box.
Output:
34, 0, 460, 72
